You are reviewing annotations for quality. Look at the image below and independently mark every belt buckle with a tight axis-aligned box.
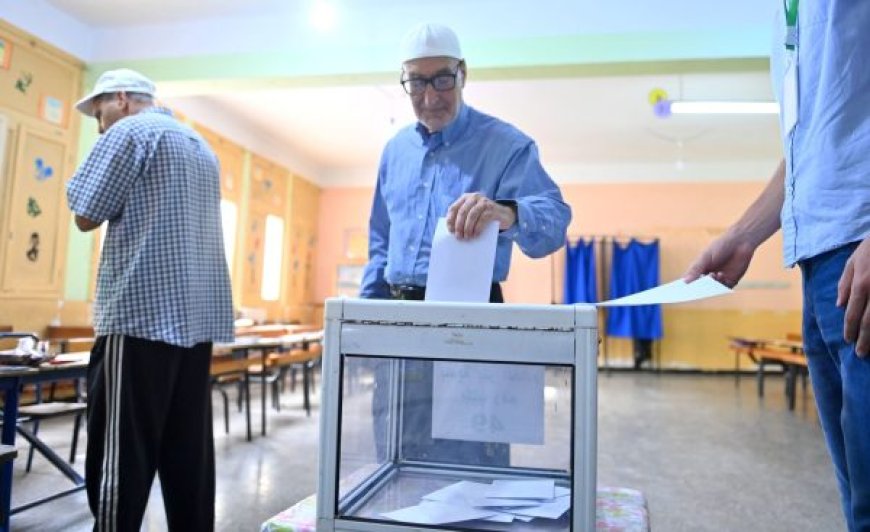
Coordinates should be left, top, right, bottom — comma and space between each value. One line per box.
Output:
391, 284, 424, 300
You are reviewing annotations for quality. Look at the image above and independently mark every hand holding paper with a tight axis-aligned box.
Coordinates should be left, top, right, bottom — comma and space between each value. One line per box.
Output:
597, 276, 732, 307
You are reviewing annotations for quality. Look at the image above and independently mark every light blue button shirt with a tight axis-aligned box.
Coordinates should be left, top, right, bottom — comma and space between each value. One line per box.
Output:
772, 1, 870, 266
360, 103, 571, 298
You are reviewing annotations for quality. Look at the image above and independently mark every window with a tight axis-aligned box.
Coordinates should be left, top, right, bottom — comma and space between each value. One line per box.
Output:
220, 199, 238, 274
260, 214, 284, 301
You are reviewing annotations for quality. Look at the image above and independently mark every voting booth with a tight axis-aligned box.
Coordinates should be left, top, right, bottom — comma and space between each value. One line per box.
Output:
316, 298, 598, 531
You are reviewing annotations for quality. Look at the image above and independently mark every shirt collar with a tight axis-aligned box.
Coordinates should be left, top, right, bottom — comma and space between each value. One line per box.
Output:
140, 106, 174, 117
414, 102, 470, 148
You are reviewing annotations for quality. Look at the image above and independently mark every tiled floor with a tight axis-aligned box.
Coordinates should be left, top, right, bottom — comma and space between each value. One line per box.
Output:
7, 371, 843, 531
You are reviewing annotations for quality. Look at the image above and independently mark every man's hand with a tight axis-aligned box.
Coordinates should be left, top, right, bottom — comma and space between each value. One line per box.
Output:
446, 193, 516, 240
838, 237, 870, 357
683, 231, 758, 288
74, 215, 101, 232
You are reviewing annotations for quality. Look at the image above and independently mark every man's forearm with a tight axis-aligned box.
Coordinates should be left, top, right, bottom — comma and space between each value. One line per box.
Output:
731, 159, 785, 247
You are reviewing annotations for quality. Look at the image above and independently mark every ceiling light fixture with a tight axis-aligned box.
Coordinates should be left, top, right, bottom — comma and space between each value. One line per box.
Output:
310, 0, 337, 31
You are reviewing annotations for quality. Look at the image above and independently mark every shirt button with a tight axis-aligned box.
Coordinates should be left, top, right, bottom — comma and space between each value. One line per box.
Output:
523, 223, 528, 229
408, 245, 414, 251
418, 215, 423, 220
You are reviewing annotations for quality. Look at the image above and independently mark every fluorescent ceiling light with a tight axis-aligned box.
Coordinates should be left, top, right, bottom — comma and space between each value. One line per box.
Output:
670, 101, 779, 114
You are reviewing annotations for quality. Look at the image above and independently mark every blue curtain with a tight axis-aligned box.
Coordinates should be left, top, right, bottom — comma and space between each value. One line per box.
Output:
605, 239, 663, 339
564, 239, 597, 303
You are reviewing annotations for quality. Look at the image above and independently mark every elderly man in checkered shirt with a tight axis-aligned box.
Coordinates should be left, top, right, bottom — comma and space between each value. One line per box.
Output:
67, 68, 233, 532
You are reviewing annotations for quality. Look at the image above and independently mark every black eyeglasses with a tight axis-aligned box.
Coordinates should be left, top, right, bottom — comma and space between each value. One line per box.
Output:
400, 67, 461, 95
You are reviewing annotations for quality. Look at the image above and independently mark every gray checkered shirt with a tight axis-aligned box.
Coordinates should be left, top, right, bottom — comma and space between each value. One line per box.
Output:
67, 107, 234, 347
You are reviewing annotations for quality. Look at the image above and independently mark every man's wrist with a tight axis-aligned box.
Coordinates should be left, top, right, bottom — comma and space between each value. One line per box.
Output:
495, 199, 518, 230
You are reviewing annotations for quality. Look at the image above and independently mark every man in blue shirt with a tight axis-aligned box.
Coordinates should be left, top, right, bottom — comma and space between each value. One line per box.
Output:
361, 23, 570, 466
360, 22, 571, 301
685, 3, 870, 529
67, 69, 234, 531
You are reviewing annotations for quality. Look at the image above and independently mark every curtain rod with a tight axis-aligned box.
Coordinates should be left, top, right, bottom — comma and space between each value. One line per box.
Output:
567, 234, 659, 243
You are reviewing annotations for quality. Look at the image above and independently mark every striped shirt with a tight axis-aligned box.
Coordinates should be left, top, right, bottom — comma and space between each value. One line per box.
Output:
67, 107, 234, 347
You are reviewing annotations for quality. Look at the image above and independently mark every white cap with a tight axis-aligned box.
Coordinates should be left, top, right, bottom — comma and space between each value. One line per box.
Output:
75, 68, 156, 117
399, 23, 463, 63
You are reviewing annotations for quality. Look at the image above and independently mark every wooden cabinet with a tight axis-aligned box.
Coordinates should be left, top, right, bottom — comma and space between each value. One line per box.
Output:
0, 21, 82, 331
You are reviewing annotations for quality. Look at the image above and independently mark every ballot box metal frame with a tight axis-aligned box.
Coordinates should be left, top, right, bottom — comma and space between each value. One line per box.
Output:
317, 298, 598, 532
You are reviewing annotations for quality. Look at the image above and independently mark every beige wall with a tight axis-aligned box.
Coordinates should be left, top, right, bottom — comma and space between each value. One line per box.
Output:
315, 180, 802, 369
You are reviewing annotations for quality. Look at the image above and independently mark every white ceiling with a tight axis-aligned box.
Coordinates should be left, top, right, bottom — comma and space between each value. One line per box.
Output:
31, 0, 783, 186
44, 0, 290, 27
164, 70, 783, 185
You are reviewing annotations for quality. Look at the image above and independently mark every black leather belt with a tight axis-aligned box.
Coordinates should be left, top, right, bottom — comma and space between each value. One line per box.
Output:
389, 284, 427, 300
389, 283, 503, 302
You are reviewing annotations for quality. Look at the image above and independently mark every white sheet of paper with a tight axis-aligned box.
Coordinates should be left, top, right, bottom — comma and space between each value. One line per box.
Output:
596, 276, 731, 307
507, 497, 571, 520
423, 481, 491, 504
476, 498, 546, 508
381, 501, 496, 525
482, 512, 516, 523
432, 362, 545, 444
782, 51, 798, 135
486, 479, 555, 500
425, 218, 499, 303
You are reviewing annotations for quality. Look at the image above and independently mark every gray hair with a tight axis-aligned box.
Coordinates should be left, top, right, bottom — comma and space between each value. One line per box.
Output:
126, 92, 154, 105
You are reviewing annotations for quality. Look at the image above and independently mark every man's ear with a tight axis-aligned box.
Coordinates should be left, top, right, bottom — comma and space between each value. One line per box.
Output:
116, 91, 130, 113
459, 61, 467, 88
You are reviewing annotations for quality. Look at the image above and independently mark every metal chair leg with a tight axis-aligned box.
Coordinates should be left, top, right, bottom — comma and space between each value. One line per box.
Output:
25, 419, 40, 472
70, 413, 83, 463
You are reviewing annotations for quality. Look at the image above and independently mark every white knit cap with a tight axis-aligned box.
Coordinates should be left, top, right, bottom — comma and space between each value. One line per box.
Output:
399, 23, 463, 63
75, 68, 156, 117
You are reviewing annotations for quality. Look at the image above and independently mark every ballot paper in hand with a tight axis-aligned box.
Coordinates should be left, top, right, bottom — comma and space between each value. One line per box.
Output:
425, 218, 499, 303
597, 276, 731, 307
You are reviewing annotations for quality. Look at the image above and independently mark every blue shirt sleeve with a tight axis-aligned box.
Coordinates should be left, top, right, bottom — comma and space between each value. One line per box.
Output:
495, 142, 571, 258
359, 160, 392, 299
67, 124, 146, 223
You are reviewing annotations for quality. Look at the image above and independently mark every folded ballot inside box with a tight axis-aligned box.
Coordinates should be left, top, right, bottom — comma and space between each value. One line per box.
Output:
316, 298, 599, 532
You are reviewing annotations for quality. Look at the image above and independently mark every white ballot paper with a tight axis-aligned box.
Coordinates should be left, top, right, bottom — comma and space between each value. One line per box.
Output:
597, 275, 732, 306
382, 480, 571, 525
432, 362, 544, 444
380, 501, 496, 525
425, 217, 499, 303
426, 217, 546, 445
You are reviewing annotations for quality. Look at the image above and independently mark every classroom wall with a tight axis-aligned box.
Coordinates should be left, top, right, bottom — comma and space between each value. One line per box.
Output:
314, 180, 802, 370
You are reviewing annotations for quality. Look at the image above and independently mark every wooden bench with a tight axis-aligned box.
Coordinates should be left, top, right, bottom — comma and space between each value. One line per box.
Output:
266, 344, 323, 416
730, 336, 808, 410
210, 356, 258, 440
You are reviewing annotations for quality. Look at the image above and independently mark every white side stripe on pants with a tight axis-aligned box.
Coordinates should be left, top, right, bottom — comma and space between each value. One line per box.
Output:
99, 335, 124, 532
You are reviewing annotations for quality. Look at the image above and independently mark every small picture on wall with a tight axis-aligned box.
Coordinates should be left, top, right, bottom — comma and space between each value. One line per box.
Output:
40, 96, 66, 126
0, 38, 10, 70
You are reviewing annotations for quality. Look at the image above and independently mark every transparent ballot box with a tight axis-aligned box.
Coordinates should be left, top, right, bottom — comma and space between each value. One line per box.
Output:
317, 298, 598, 532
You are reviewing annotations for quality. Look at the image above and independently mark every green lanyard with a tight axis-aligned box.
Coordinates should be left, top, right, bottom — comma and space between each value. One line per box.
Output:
784, 0, 799, 50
